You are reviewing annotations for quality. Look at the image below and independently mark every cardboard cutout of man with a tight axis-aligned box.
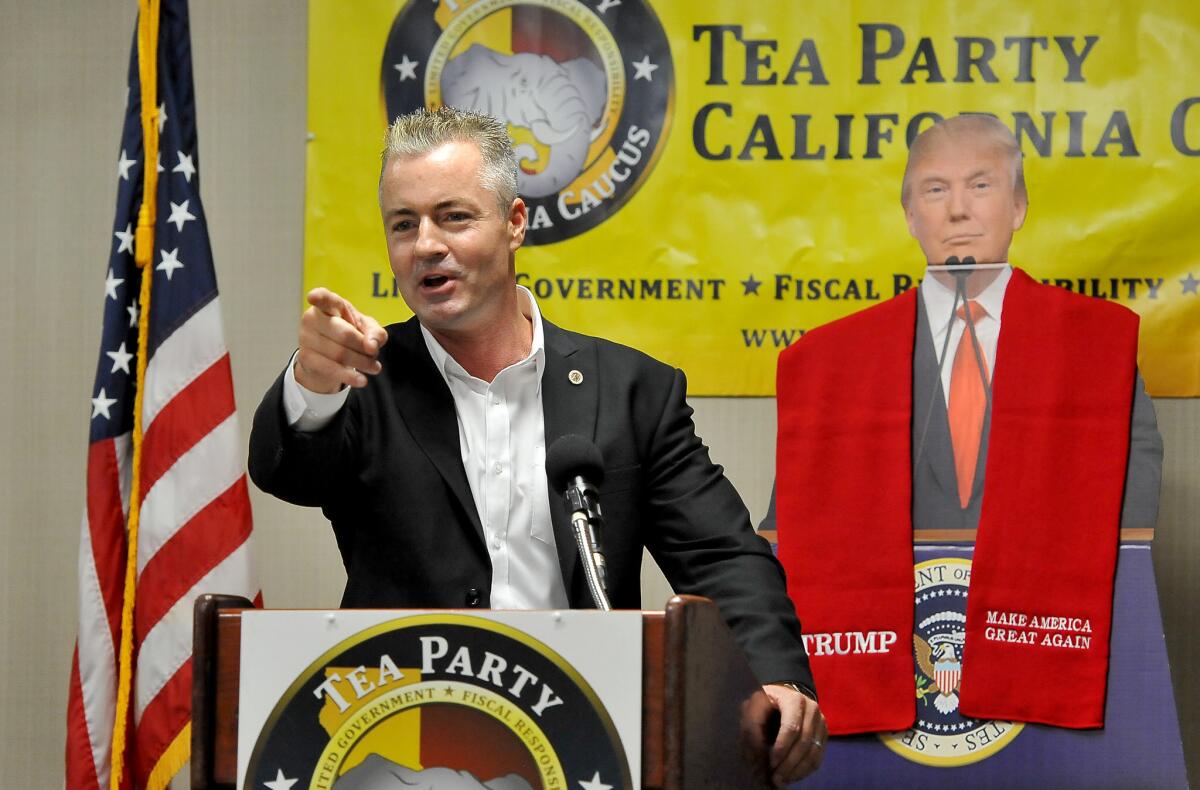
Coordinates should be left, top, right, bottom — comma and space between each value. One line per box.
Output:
767, 114, 1162, 734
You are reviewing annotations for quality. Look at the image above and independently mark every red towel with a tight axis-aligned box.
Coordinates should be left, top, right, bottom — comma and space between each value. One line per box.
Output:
775, 269, 1137, 733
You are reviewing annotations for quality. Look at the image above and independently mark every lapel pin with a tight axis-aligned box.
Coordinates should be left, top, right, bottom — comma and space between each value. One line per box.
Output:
568, 369, 584, 385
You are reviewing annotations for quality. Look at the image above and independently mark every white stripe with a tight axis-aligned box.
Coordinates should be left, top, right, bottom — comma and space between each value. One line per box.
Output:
134, 539, 257, 722
142, 297, 228, 430
76, 508, 116, 790
115, 432, 132, 520
137, 413, 245, 575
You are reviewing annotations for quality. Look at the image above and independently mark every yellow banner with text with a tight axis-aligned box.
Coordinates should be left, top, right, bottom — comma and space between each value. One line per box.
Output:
306, 0, 1200, 395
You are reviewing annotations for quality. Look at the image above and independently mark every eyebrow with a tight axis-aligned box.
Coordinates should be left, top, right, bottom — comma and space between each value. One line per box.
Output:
383, 198, 477, 220
918, 167, 997, 186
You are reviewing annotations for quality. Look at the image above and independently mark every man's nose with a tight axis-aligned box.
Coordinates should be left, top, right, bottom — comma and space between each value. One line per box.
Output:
948, 186, 969, 219
414, 217, 448, 259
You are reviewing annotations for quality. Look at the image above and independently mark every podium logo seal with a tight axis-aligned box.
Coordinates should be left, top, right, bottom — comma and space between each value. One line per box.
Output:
877, 557, 1025, 767
246, 614, 631, 789
381, 0, 674, 246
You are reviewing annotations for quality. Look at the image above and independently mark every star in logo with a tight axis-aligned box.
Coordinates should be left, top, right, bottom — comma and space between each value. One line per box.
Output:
631, 54, 658, 81
167, 199, 197, 232
263, 768, 299, 790
157, 101, 168, 133
106, 342, 134, 375
741, 274, 762, 295
1181, 272, 1199, 295
114, 223, 134, 255
104, 268, 124, 300
578, 772, 612, 790
116, 149, 137, 181
394, 54, 419, 81
173, 151, 196, 182
91, 388, 118, 420
157, 247, 185, 280
127, 299, 140, 328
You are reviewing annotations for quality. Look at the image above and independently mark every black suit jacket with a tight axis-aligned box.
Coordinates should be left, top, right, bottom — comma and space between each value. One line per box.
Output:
249, 316, 812, 688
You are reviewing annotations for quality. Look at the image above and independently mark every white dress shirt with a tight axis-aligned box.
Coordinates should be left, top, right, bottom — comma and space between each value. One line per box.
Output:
920, 265, 1011, 403
282, 286, 569, 610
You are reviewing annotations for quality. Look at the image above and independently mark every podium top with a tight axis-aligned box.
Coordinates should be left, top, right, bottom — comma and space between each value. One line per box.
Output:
758, 528, 1154, 545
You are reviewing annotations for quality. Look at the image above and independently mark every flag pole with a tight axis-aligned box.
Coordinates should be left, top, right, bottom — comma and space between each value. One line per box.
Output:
111, 0, 161, 786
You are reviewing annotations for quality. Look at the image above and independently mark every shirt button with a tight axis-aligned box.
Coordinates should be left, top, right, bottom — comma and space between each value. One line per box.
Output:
465, 587, 482, 607
493, 462, 503, 475
491, 537, 501, 550
491, 395, 501, 406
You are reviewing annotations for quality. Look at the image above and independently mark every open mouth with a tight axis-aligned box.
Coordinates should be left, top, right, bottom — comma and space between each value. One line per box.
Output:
421, 274, 450, 289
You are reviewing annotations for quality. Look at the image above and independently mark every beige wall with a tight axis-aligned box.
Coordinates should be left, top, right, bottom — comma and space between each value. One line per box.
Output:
1, 2, 1195, 785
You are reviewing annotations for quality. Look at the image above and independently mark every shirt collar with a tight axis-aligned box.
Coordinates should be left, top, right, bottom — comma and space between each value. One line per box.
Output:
921, 263, 1012, 334
420, 285, 546, 387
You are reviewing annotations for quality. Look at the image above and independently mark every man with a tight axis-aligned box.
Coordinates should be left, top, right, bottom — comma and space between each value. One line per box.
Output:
249, 106, 825, 784
768, 114, 1162, 734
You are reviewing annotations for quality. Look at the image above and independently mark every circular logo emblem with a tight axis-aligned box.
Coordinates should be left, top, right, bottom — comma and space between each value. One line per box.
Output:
246, 614, 631, 789
381, 0, 674, 245
877, 557, 1025, 766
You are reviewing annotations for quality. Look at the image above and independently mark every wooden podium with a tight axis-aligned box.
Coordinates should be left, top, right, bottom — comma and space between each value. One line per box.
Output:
191, 594, 777, 789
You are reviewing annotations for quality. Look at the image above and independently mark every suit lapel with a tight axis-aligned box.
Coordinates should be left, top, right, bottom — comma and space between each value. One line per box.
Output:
913, 295, 961, 502
389, 319, 484, 543
540, 321, 598, 604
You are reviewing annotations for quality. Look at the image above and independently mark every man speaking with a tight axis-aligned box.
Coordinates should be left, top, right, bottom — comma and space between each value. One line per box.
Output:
249, 106, 825, 785
771, 114, 1162, 734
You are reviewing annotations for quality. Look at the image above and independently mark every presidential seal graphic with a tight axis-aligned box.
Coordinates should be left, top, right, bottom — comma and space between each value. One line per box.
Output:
246, 614, 631, 789
877, 557, 1025, 767
381, 0, 674, 245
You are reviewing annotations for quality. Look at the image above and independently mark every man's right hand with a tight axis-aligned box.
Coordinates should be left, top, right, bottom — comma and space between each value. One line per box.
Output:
295, 288, 389, 394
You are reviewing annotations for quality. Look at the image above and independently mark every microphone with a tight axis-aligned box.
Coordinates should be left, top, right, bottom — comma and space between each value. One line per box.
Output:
546, 435, 611, 611
914, 255, 988, 471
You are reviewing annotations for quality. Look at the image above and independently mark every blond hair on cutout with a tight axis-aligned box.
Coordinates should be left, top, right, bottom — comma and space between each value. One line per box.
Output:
380, 105, 519, 211
901, 114, 1026, 207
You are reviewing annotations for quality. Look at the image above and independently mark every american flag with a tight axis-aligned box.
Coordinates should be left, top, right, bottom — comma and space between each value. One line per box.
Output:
66, 1, 258, 787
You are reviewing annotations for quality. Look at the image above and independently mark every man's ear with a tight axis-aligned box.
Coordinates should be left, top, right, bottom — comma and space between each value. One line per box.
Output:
1012, 194, 1028, 232
508, 197, 528, 251
904, 202, 919, 240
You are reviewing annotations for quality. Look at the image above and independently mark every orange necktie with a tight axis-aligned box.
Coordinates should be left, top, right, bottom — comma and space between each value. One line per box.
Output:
948, 300, 989, 508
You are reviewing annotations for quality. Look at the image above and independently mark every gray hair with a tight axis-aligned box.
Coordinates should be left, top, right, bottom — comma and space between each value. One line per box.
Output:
380, 105, 519, 210
901, 114, 1026, 206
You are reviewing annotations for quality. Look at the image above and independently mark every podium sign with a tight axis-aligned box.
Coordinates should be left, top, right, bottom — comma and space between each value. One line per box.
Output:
238, 610, 642, 789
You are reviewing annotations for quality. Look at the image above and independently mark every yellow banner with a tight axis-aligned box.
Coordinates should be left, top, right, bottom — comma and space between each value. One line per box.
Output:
306, 0, 1200, 395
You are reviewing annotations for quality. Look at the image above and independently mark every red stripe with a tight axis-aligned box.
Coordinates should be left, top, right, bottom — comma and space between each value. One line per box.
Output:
134, 477, 253, 639
140, 354, 236, 495
65, 646, 102, 790
87, 438, 130, 651
132, 658, 192, 785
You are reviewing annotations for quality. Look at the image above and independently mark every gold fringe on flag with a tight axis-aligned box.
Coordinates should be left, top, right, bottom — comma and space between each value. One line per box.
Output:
111, 0, 162, 786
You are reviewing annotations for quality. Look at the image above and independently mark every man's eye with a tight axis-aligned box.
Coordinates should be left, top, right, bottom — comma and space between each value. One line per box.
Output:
393, 220, 414, 232
446, 212, 471, 222
973, 181, 990, 190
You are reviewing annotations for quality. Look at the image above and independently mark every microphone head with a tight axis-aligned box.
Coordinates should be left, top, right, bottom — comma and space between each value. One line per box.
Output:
944, 256, 961, 266
962, 255, 976, 266
546, 434, 605, 491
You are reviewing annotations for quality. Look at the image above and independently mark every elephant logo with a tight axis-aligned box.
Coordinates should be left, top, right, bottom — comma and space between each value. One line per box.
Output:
442, 44, 608, 200
381, 0, 673, 245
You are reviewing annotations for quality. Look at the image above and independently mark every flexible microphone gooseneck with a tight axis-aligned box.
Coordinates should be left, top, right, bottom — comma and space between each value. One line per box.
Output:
914, 256, 994, 473
546, 435, 611, 611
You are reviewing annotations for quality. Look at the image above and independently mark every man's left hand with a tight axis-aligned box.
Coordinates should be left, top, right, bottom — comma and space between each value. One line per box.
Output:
763, 683, 826, 787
